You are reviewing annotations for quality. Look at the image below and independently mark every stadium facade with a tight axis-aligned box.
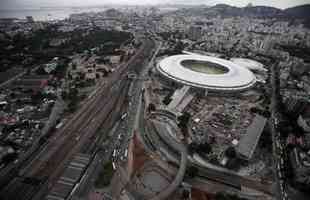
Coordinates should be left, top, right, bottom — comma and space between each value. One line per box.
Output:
157, 54, 257, 92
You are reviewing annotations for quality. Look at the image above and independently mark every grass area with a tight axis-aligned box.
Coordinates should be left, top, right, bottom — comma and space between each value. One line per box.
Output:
94, 161, 114, 188
181, 60, 228, 74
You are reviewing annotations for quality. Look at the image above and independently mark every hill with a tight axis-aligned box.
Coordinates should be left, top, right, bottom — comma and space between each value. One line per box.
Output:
175, 4, 310, 18
172, 4, 310, 28
284, 4, 310, 19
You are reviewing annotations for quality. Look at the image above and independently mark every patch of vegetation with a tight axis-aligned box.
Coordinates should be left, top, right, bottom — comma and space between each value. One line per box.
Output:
0, 25, 131, 69
94, 161, 114, 188
214, 192, 249, 200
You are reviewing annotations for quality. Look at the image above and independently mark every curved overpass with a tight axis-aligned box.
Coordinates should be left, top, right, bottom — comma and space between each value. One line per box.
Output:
144, 111, 273, 197
123, 39, 188, 200
148, 120, 188, 200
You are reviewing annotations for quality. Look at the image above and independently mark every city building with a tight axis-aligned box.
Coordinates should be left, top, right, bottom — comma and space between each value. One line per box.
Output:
236, 115, 267, 160
12, 75, 52, 92
188, 25, 202, 41
289, 147, 310, 189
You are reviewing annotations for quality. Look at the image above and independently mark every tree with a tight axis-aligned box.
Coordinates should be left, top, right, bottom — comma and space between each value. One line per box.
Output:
226, 158, 240, 170
225, 147, 236, 158
96, 73, 100, 79
188, 143, 198, 154
94, 161, 114, 188
66, 87, 79, 112
68, 87, 78, 100
67, 100, 77, 112
162, 95, 171, 105
61, 91, 68, 100
214, 192, 228, 200
31, 91, 44, 103
2, 152, 18, 164
263, 110, 271, 118
173, 41, 185, 54
178, 112, 191, 127
250, 107, 260, 113
148, 103, 156, 113
182, 190, 190, 199
186, 166, 199, 178
72, 62, 77, 70
214, 192, 248, 200
178, 112, 191, 136
198, 143, 212, 154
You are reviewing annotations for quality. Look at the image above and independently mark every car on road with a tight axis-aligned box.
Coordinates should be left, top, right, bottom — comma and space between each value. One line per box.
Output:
274, 118, 279, 126
113, 149, 117, 157
121, 113, 128, 120
124, 149, 128, 158
280, 158, 284, 166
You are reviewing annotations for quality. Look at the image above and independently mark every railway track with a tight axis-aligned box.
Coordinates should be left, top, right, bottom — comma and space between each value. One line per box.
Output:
27, 42, 152, 179
33, 79, 129, 179
1, 79, 130, 200
0, 38, 155, 200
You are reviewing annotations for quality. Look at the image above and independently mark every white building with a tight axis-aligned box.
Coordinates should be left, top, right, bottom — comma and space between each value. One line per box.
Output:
157, 54, 257, 92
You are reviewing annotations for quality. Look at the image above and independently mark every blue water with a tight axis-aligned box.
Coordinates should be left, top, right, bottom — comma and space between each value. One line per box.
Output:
0, 6, 179, 21
0, 7, 108, 21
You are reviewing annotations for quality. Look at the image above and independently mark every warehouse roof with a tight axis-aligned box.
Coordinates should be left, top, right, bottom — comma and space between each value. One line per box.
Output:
236, 115, 267, 160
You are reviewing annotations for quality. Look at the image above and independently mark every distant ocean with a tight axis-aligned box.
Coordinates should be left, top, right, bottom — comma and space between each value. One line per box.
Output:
0, 7, 108, 21
0, 6, 179, 21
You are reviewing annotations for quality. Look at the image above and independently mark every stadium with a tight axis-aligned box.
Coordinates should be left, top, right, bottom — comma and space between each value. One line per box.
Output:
157, 54, 257, 92
230, 58, 268, 72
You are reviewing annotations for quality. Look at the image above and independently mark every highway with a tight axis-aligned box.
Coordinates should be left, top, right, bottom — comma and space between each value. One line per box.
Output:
73, 38, 159, 200
106, 39, 185, 200
68, 37, 157, 199
148, 116, 273, 195
114, 38, 190, 200
148, 120, 188, 200
0, 38, 155, 200
270, 61, 289, 200
117, 33, 275, 199
137, 95, 273, 198
67, 37, 157, 199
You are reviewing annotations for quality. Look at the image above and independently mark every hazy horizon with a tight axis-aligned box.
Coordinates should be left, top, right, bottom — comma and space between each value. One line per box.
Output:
0, 0, 310, 10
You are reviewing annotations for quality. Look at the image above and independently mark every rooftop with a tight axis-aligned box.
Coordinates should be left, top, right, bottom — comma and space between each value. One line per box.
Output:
157, 54, 256, 92
230, 58, 268, 72
236, 114, 267, 160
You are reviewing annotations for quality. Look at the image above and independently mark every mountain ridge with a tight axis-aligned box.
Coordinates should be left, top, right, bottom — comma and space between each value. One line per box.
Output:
174, 3, 310, 19
171, 4, 310, 28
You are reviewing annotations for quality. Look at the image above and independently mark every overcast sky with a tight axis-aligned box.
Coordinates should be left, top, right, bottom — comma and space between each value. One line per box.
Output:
1, 0, 310, 9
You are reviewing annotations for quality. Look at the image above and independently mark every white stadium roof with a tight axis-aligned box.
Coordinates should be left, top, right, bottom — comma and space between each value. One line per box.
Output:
157, 54, 257, 92
230, 58, 268, 72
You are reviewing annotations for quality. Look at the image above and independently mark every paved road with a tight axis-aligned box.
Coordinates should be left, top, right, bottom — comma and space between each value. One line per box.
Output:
148, 120, 188, 200
68, 38, 157, 199
119, 39, 190, 200
137, 88, 273, 199
0, 39, 154, 200
270, 62, 289, 200
132, 38, 274, 198
72, 121, 126, 199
